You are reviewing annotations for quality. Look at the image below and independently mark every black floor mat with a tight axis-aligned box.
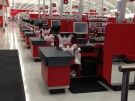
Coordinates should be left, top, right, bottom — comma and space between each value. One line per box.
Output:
69, 78, 108, 94
0, 50, 26, 101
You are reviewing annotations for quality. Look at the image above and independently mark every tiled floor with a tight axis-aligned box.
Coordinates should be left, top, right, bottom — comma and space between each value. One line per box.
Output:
1, 23, 135, 101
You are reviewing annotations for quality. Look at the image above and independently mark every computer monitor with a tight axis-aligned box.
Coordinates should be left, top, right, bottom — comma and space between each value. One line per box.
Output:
41, 19, 48, 25
73, 22, 88, 34
37, 22, 43, 28
34, 19, 40, 23
51, 20, 61, 27
30, 19, 34, 25
27, 19, 30, 23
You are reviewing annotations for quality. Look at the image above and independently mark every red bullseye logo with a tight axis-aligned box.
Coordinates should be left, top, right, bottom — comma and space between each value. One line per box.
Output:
103, 8, 106, 11
45, 6, 48, 9
64, 0, 68, 4
52, 3, 56, 7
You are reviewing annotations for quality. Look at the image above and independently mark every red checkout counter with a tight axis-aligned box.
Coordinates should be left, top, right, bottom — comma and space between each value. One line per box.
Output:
19, 26, 27, 35
21, 29, 31, 40
29, 37, 46, 62
24, 32, 36, 48
38, 47, 75, 94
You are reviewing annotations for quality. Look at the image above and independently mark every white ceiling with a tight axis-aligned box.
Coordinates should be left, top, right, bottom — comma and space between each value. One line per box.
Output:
9, 0, 135, 13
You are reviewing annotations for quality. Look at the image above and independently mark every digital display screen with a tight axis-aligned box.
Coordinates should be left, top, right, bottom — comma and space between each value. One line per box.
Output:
74, 22, 88, 34
51, 20, 60, 27
34, 19, 39, 23
41, 20, 48, 25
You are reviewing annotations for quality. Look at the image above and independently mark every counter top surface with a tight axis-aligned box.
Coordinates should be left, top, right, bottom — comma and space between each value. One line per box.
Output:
29, 37, 46, 45
38, 47, 75, 66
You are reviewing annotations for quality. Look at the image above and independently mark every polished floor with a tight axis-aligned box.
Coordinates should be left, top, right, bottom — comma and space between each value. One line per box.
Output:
1, 23, 135, 101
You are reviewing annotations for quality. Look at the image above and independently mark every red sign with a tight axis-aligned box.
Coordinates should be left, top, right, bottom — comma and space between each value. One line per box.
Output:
90, 9, 96, 12
64, 0, 68, 4
53, 10, 57, 13
40, 7, 43, 10
103, 8, 106, 11
72, 5, 78, 9
45, 6, 48, 9
52, 3, 56, 7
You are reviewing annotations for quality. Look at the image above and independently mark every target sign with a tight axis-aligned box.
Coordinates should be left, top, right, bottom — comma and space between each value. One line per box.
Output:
103, 8, 106, 11
52, 3, 56, 7
45, 6, 48, 9
40, 7, 43, 10
64, 0, 68, 4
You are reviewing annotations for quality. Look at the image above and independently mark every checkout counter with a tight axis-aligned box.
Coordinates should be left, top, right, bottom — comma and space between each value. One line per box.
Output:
24, 32, 36, 48
29, 37, 46, 61
38, 47, 74, 94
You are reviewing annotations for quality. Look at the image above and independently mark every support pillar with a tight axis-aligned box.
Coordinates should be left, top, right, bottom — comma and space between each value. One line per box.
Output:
78, 0, 83, 20
0, 0, 5, 29
43, 0, 45, 19
60, 0, 64, 19
100, 0, 104, 16
119, 0, 127, 23
49, 0, 53, 19
38, 0, 40, 19
88, 0, 91, 17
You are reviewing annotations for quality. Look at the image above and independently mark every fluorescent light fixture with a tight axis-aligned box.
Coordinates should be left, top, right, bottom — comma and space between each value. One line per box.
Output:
26, 4, 38, 10
14, 0, 17, 9
104, 2, 116, 8
10, 0, 13, 7
92, 2, 96, 5
84, 4, 99, 10
22, 2, 35, 10
126, 7, 132, 14
18, 0, 27, 9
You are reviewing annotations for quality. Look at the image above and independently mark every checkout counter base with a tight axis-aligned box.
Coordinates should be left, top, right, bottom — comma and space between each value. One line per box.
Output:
41, 61, 70, 94
31, 45, 46, 59
49, 89, 65, 94
101, 78, 135, 91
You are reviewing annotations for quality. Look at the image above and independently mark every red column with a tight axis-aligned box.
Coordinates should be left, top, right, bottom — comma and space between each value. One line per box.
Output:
0, 5, 3, 27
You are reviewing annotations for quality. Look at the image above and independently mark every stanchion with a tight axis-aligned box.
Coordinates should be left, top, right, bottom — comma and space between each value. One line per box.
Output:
119, 66, 135, 101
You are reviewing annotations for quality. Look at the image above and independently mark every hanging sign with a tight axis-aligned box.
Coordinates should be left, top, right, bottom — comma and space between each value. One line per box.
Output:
90, 9, 96, 12
52, 3, 56, 7
103, 8, 106, 11
40, 7, 43, 10
72, 5, 78, 9
45, 6, 48, 9
64, 0, 68, 4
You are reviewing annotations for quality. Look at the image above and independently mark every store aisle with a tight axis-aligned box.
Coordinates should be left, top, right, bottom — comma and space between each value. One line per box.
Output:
1, 23, 135, 101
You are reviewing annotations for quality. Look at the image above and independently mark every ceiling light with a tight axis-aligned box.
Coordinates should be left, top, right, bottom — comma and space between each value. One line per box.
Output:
14, 0, 17, 9
10, 0, 12, 7
104, 2, 115, 8
22, 3, 34, 10
26, 4, 38, 10
92, 2, 96, 5
18, 0, 27, 10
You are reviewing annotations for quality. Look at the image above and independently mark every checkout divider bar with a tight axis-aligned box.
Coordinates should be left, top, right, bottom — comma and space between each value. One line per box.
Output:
118, 66, 135, 101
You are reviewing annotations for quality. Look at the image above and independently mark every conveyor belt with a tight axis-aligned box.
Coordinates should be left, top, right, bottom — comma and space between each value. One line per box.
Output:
29, 37, 46, 45
24, 32, 36, 37
38, 47, 75, 66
